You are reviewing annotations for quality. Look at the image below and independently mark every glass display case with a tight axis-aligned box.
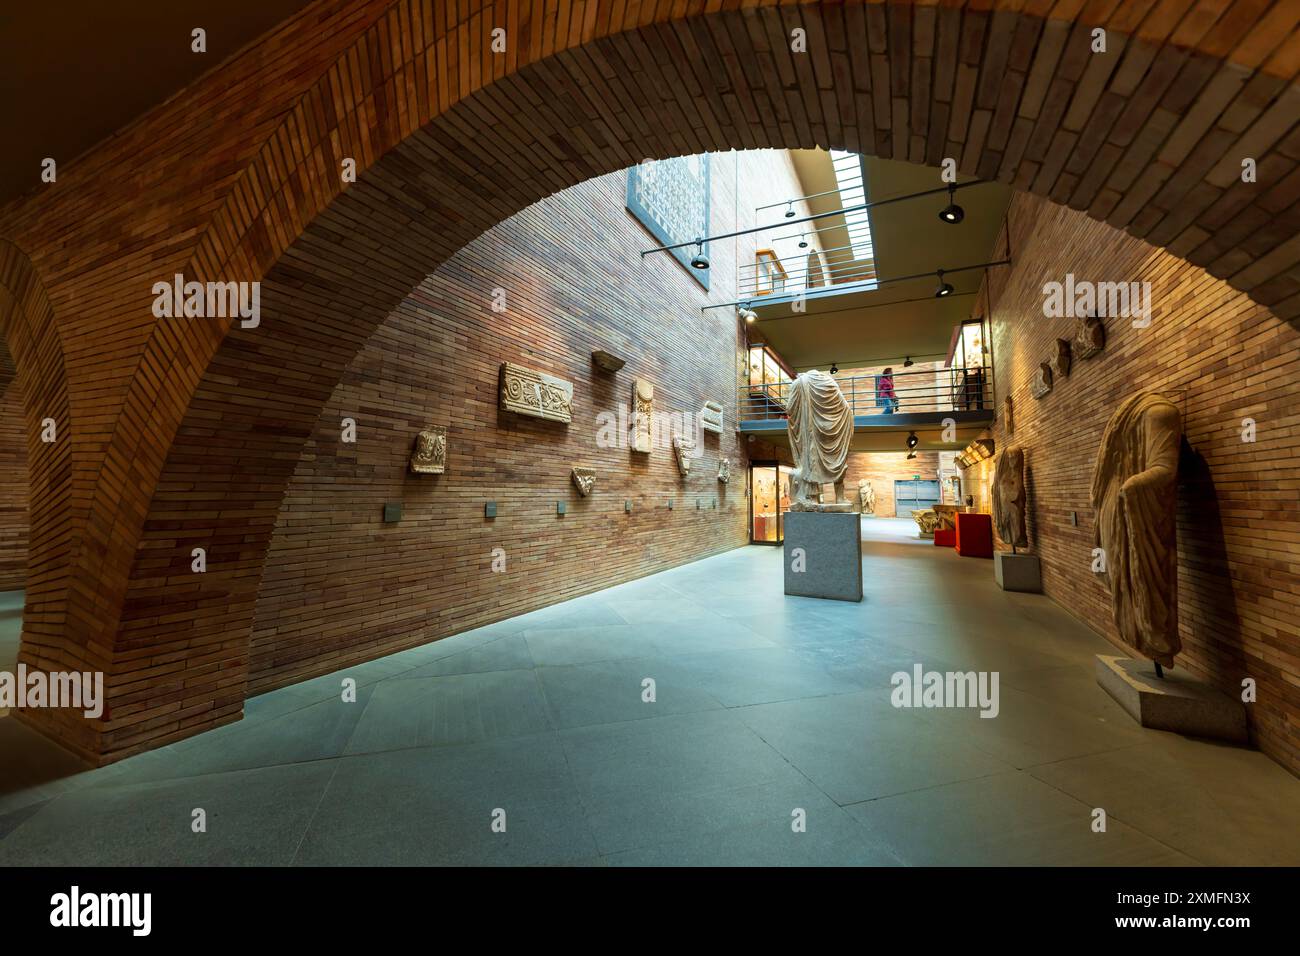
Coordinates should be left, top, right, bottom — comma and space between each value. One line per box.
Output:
749, 460, 791, 544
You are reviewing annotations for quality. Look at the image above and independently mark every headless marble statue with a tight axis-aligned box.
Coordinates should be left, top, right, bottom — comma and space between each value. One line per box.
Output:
1090, 393, 1183, 669
991, 446, 1028, 551
786, 370, 854, 511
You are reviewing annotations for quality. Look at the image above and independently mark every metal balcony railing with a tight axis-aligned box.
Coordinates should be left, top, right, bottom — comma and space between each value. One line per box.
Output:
738, 365, 993, 424
737, 244, 878, 299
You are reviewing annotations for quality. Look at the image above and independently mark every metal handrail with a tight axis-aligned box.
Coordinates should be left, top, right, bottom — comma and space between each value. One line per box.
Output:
738, 366, 993, 422
738, 254, 879, 296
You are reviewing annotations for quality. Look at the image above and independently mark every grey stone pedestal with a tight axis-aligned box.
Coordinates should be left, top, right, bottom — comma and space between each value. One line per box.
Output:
1095, 655, 1248, 743
783, 511, 863, 602
995, 552, 1042, 592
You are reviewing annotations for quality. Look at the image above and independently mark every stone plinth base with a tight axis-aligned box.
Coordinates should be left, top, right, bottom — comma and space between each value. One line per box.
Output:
1095, 655, 1248, 743
783, 511, 863, 602
995, 552, 1042, 592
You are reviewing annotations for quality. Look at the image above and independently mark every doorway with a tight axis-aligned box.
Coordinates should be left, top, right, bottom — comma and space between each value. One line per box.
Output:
894, 478, 941, 517
749, 460, 789, 544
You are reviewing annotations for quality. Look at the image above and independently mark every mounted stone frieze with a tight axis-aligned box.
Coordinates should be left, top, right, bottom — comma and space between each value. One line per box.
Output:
699, 400, 724, 434
672, 434, 694, 476
571, 467, 596, 497
632, 379, 654, 453
717, 458, 730, 483
409, 426, 447, 475
1030, 362, 1053, 399
1050, 338, 1073, 378
1073, 315, 1106, 359
499, 362, 573, 423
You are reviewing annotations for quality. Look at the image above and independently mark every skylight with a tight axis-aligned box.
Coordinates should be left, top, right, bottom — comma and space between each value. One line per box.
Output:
829, 150, 875, 267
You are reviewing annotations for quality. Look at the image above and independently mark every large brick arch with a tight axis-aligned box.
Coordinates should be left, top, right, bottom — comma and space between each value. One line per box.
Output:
0, 241, 78, 740
18, 0, 1300, 761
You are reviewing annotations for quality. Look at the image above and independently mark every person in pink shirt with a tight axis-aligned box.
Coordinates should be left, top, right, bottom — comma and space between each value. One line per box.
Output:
879, 367, 899, 413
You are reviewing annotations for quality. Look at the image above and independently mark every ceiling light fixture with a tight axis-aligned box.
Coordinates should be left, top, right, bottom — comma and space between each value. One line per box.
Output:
907, 431, 919, 450
740, 308, 757, 324
690, 240, 710, 270
830, 362, 838, 374
938, 184, 964, 224
903, 356, 914, 368
935, 269, 954, 297
798, 234, 808, 249
906, 451, 917, 460
784, 201, 796, 219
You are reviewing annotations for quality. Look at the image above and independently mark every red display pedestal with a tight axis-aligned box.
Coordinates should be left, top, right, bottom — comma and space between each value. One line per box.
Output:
933, 528, 956, 547
955, 513, 993, 558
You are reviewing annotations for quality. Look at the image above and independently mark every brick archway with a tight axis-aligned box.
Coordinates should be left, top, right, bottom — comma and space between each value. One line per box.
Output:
0, 240, 76, 717
11, 0, 1300, 762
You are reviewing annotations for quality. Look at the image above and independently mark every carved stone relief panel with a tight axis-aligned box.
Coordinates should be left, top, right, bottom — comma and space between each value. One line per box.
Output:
1030, 362, 1053, 399
632, 379, 654, 453
672, 433, 694, 476
700, 400, 724, 434
500, 362, 574, 423
571, 467, 596, 496
409, 426, 447, 475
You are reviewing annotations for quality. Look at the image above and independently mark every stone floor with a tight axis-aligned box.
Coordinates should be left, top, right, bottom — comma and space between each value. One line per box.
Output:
1, 517, 1298, 866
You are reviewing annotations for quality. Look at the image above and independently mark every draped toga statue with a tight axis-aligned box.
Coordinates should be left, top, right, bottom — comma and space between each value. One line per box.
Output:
858, 478, 875, 515
1090, 393, 1183, 668
786, 369, 854, 511
992, 446, 1028, 551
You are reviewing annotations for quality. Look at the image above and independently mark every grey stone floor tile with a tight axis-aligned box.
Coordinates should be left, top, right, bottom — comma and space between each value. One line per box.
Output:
4, 537, 1300, 867
519, 603, 628, 631
845, 771, 1196, 866
523, 623, 658, 666
346, 669, 552, 754
84, 686, 376, 788
393, 633, 535, 679
0, 761, 336, 866
605, 806, 903, 867
735, 692, 1014, 805
652, 646, 866, 707
597, 777, 903, 863
559, 709, 790, 806
537, 657, 724, 729
1028, 741, 1300, 866
293, 734, 596, 866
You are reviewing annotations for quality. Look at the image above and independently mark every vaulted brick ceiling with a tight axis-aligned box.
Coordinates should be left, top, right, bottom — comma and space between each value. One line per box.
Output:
0, 0, 316, 206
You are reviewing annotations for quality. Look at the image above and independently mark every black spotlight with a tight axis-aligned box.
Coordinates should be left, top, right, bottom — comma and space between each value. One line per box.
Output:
906, 450, 917, 460
690, 240, 710, 270
784, 201, 796, 219
798, 234, 809, 249
830, 362, 838, 374
907, 431, 919, 450
938, 183, 964, 224
935, 269, 954, 297
903, 356, 914, 368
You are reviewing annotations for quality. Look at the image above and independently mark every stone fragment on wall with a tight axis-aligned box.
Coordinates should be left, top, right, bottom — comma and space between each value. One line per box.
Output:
500, 362, 574, 423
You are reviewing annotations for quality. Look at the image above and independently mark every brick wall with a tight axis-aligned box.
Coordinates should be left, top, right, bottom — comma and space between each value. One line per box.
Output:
973, 191, 1300, 775
0, 379, 24, 591
248, 158, 776, 692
